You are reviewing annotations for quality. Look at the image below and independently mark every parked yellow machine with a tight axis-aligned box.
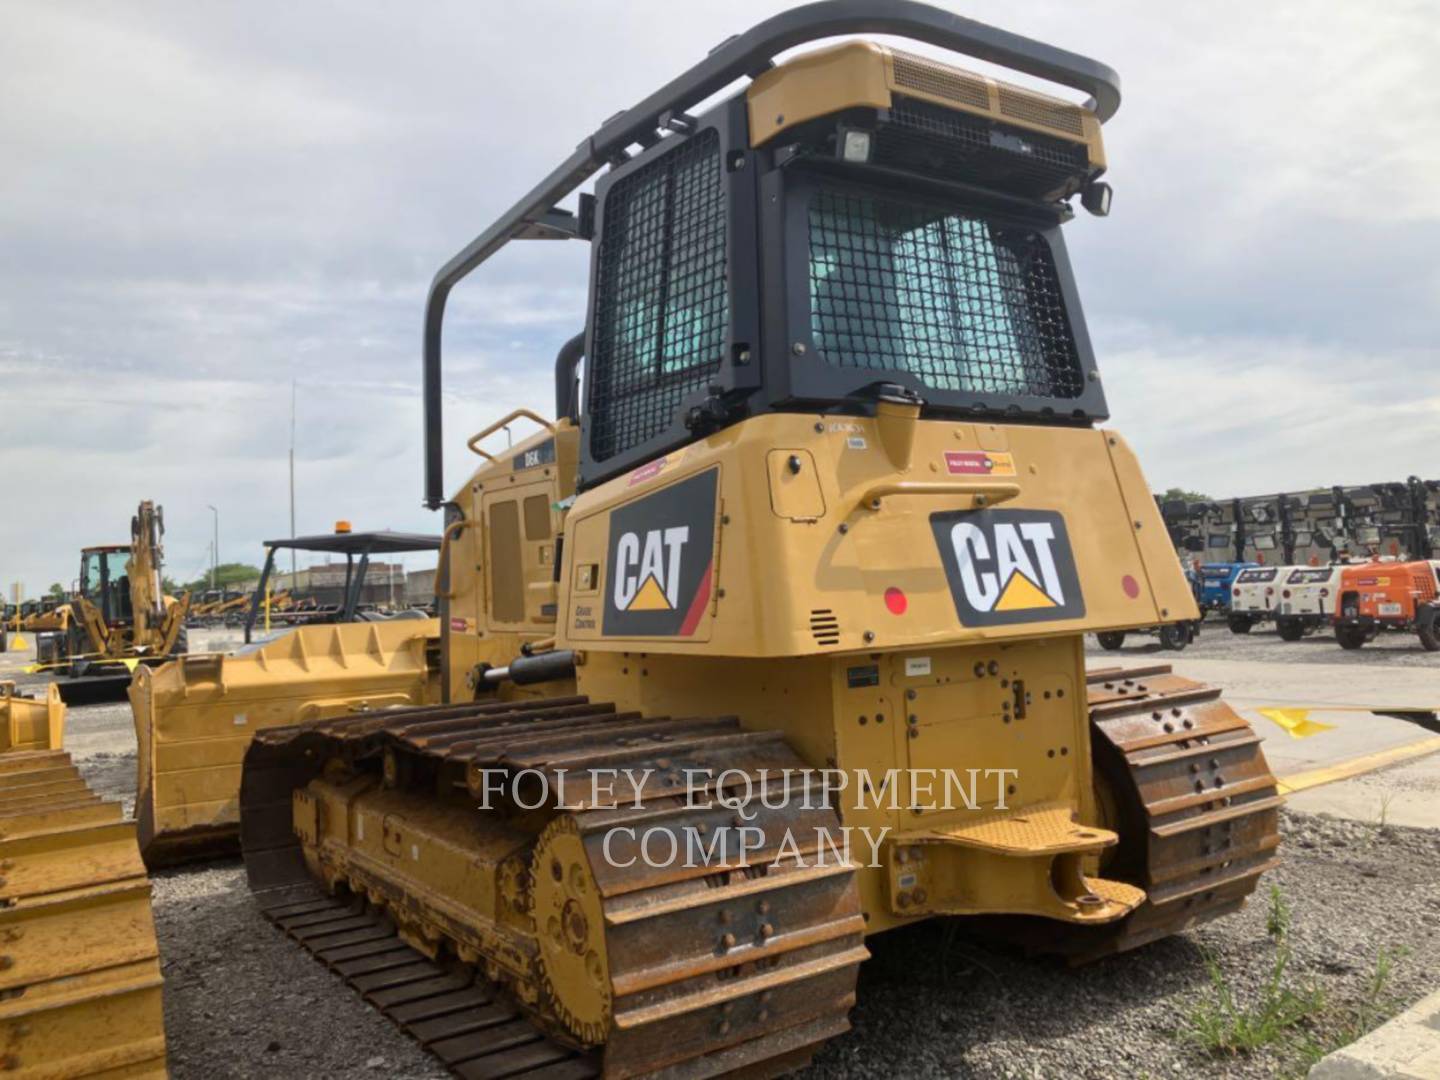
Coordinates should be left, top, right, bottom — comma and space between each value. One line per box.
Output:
130, 529, 442, 866
0, 682, 168, 1076
239, 5, 1278, 1077
37, 500, 191, 702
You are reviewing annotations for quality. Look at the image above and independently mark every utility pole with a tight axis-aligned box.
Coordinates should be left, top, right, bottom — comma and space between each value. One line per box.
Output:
289, 379, 298, 588
207, 505, 219, 589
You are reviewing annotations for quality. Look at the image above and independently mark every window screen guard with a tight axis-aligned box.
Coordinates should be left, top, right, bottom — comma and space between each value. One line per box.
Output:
805, 186, 1087, 402
586, 129, 729, 463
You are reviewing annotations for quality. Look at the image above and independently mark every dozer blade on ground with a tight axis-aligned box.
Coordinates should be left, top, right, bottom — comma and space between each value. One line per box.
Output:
0, 748, 167, 1076
237, 666, 1276, 1078
131, 618, 440, 867
241, 697, 868, 1079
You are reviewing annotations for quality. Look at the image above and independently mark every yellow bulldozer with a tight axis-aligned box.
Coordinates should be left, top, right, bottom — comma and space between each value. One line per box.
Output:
238, 4, 1279, 1076
131, 527, 442, 866
37, 500, 190, 703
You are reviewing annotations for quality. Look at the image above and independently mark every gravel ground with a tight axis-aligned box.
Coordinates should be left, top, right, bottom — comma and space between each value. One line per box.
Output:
812, 811, 1440, 1079
8, 631, 1437, 1077
1087, 613, 1440, 668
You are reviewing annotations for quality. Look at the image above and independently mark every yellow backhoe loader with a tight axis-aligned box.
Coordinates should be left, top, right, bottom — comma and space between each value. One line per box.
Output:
239, 5, 1279, 1076
131, 528, 441, 866
37, 500, 190, 703
0, 681, 168, 1076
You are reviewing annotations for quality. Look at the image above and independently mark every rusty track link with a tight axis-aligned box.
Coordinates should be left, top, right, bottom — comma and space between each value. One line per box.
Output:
241, 696, 866, 1079
1082, 664, 1282, 956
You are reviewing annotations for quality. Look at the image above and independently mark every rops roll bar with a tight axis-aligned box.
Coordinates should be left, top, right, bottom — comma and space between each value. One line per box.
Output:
422, 0, 1122, 508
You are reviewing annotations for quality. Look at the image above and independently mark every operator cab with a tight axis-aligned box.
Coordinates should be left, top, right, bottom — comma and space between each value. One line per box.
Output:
78, 544, 134, 627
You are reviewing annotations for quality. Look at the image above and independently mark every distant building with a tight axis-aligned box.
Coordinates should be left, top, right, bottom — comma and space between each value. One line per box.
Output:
405, 569, 436, 607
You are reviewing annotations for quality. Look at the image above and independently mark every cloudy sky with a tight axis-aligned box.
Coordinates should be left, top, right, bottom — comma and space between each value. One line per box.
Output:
2, 1, 1437, 595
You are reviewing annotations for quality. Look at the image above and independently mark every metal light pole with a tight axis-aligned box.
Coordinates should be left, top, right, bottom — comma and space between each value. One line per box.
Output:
289, 379, 298, 588
206, 505, 219, 589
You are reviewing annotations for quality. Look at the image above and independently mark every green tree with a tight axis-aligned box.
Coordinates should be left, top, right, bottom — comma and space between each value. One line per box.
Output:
181, 563, 263, 593
1161, 487, 1210, 504
46, 582, 66, 600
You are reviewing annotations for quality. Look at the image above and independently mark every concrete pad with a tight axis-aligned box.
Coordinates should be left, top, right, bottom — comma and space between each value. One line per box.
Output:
1309, 987, 1440, 1078
1287, 750, 1440, 829
1117, 655, 1440, 778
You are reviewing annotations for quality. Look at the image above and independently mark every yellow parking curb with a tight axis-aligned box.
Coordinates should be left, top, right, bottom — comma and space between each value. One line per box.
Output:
1277, 736, 1440, 795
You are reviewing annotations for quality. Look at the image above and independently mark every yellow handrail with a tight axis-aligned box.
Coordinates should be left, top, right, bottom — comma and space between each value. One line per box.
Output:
466, 409, 555, 462
859, 480, 1022, 511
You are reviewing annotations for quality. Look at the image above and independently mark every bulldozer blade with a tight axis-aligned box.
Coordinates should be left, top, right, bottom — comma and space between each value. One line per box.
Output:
0, 751, 168, 1077
131, 618, 440, 868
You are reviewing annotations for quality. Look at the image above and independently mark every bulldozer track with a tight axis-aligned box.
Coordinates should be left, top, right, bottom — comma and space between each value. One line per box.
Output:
240, 665, 1277, 1075
0, 749, 168, 1077
241, 696, 866, 1079
1084, 664, 1282, 956
255, 882, 599, 1080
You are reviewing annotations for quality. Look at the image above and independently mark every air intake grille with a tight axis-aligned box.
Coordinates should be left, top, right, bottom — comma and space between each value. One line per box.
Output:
808, 188, 1085, 400
810, 609, 840, 646
588, 130, 728, 462
996, 85, 1085, 137
874, 97, 1090, 200
890, 49, 990, 110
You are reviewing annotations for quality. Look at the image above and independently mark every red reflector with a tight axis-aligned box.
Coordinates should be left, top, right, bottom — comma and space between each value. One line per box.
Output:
1233, 588, 1241, 596
884, 587, 907, 615
1121, 574, 1140, 599
1321, 588, 1330, 597
1282, 590, 1291, 598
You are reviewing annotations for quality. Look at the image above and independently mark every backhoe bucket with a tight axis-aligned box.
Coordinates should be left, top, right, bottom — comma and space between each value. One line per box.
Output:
1, 682, 64, 751
131, 618, 440, 867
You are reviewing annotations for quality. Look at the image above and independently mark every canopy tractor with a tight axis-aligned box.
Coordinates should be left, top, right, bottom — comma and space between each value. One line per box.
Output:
240, 6, 1279, 1077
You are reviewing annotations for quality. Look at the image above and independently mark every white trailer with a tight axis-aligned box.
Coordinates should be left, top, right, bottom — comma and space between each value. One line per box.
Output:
1227, 565, 1288, 633
1274, 565, 1343, 641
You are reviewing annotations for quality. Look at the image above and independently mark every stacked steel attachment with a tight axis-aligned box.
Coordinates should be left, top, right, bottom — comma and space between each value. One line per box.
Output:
0, 682, 168, 1077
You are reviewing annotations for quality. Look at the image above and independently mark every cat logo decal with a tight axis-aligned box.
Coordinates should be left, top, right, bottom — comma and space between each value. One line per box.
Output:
603, 469, 717, 636
931, 508, 1085, 626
